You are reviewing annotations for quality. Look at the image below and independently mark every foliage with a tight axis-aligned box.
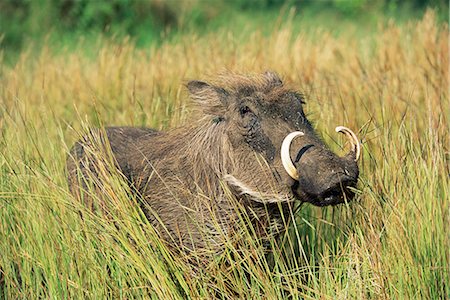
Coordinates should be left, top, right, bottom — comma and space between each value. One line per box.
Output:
0, 0, 448, 56
0, 8, 448, 300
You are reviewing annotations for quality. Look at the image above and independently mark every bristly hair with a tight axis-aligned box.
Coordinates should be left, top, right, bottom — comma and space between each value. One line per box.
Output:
211, 71, 291, 100
187, 71, 300, 119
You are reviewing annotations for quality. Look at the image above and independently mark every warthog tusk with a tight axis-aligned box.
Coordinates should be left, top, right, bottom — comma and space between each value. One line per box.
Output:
281, 131, 304, 180
335, 126, 361, 161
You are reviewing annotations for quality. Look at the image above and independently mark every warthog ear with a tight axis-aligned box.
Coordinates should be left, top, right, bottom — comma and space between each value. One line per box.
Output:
187, 80, 210, 94
187, 80, 229, 116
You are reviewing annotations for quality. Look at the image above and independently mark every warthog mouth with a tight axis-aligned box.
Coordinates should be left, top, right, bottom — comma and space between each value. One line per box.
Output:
291, 179, 357, 206
317, 182, 356, 206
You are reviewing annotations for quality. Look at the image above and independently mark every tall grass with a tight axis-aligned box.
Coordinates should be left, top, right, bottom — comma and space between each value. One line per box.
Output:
0, 9, 448, 299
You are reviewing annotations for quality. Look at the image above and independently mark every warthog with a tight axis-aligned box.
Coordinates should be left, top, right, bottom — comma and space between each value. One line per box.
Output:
67, 72, 360, 254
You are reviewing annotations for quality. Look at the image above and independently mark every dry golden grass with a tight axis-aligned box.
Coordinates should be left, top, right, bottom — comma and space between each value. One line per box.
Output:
0, 9, 448, 299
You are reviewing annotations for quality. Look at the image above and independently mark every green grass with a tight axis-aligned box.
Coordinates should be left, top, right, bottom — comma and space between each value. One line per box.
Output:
2, 1, 447, 66
0, 8, 448, 299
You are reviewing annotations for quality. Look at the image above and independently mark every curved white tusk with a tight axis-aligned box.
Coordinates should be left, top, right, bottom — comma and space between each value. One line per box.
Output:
335, 126, 361, 161
281, 131, 304, 180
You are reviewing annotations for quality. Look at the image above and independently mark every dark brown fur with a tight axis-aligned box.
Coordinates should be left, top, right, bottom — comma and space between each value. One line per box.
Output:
67, 72, 359, 255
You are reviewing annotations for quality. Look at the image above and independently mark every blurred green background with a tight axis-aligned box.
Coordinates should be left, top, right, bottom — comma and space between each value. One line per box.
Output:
0, 0, 448, 64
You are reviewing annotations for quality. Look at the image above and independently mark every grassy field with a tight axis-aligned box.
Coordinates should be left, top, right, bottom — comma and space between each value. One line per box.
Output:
0, 8, 448, 299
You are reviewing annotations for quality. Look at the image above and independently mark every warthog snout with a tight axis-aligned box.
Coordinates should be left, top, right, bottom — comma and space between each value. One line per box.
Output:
281, 127, 360, 206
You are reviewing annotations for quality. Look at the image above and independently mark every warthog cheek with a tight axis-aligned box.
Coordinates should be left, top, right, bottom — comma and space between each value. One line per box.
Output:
245, 131, 276, 162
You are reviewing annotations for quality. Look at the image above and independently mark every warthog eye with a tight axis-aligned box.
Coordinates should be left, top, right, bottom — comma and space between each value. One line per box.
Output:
239, 105, 253, 117
212, 116, 224, 124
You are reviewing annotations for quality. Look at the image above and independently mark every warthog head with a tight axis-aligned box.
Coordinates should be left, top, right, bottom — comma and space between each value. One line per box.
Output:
187, 71, 360, 207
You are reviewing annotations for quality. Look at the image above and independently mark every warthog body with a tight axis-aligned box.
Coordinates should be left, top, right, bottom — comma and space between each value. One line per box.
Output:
67, 72, 360, 254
